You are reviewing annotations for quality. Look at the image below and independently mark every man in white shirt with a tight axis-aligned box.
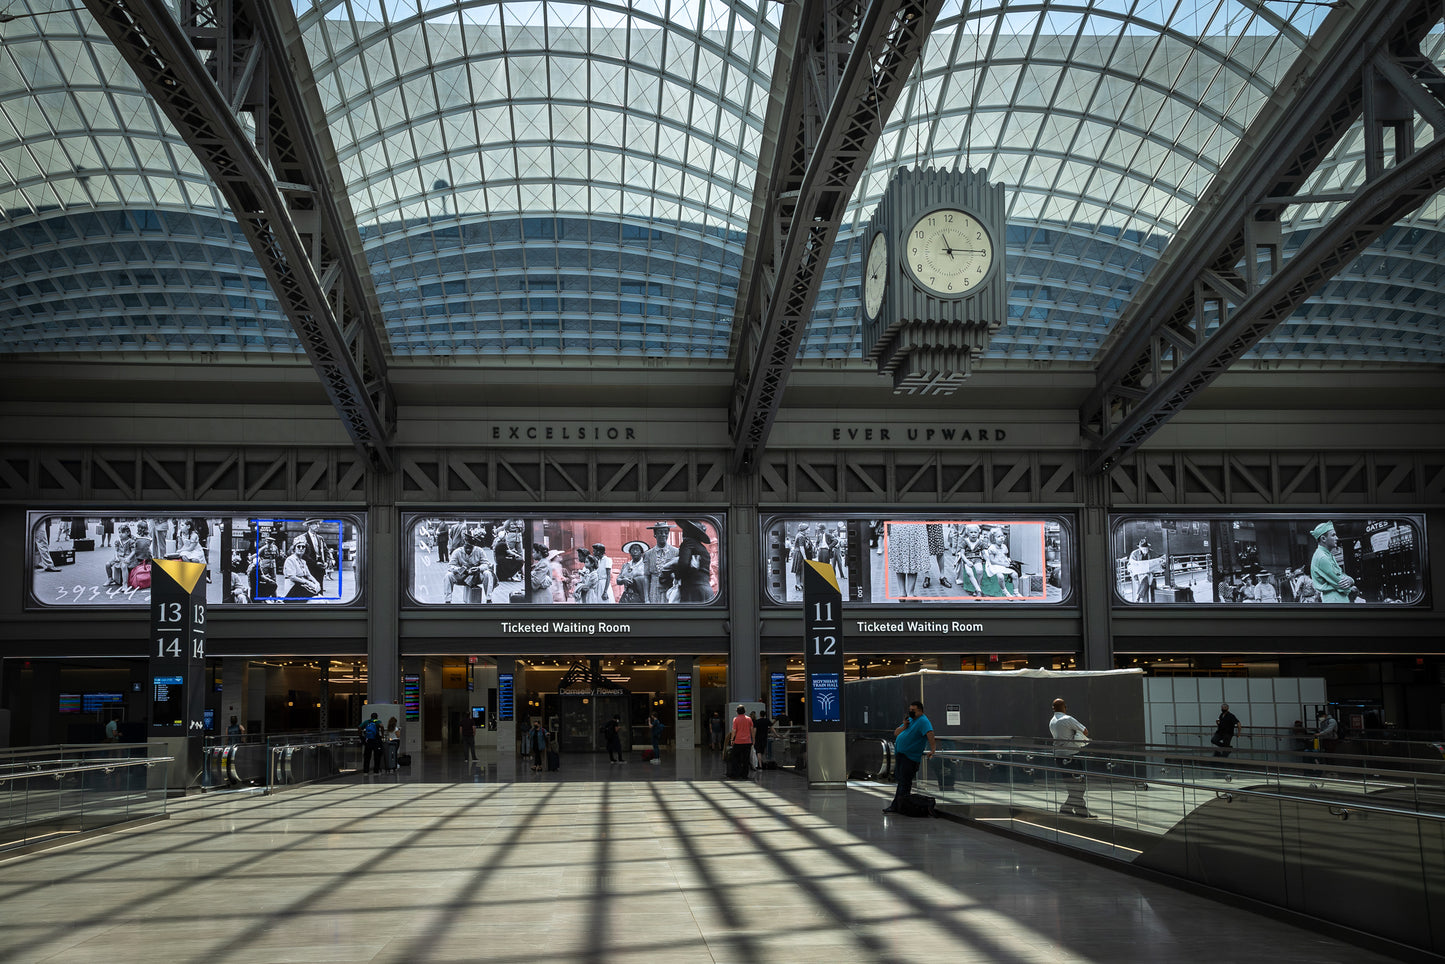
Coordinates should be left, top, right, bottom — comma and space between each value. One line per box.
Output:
1049, 698, 1095, 818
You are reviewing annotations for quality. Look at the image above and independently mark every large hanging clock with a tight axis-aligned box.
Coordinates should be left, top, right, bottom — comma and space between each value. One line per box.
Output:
904, 208, 996, 297
862, 231, 888, 320
858, 167, 1006, 394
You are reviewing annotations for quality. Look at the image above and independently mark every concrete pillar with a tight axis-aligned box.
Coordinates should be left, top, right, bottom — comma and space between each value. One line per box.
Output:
1080, 472, 1115, 670
728, 480, 760, 704
244, 661, 266, 734
366, 474, 399, 704
221, 658, 245, 735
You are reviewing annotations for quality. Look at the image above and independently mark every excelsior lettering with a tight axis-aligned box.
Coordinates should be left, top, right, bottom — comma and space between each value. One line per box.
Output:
492, 425, 637, 441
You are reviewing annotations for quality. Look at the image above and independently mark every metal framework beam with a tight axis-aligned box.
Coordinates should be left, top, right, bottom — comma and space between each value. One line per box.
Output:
1081, 0, 1445, 473
80, 0, 396, 468
728, 0, 944, 473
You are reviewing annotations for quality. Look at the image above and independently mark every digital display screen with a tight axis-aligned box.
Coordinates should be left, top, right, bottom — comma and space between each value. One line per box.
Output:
403, 514, 723, 606
763, 515, 1073, 606
676, 674, 692, 720
498, 674, 515, 721
402, 675, 421, 723
1111, 514, 1428, 607
26, 511, 365, 609
203, 708, 216, 732
82, 692, 124, 712
770, 673, 787, 718
810, 673, 841, 724
152, 675, 184, 727
59, 693, 82, 714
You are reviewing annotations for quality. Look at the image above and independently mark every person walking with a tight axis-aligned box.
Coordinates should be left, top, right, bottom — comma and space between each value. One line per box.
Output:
726, 705, 754, 779
460, 714, 477, 765
1049, 698, 1094, 817
603, 714, 624, 764
527, 721, 547, 772
385, 717, 401, 771
360, 712, 384, 774
649, 713, 665, 765
708, 711, 724, 751
883, 700, 936, 814
755, 711, 772, 763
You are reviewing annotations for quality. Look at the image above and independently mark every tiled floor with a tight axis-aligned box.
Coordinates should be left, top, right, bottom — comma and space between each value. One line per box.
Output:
0, 750, 1404, 963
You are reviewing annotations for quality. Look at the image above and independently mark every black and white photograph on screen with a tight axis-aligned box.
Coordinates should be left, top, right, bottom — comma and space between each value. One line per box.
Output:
769, 519, 849, 603
408, 517, 528, 604
404, 515, 722, 606
537, 518, 720, 605
1110, 516, 1426, 606
877, 520, 1061, 603
27, 512, 362, 608
763, 515, 1071, 606
1111, 519, 1212, 603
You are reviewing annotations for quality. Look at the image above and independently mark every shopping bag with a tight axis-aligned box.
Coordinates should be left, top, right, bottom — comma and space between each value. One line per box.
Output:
128, 562, 152, 589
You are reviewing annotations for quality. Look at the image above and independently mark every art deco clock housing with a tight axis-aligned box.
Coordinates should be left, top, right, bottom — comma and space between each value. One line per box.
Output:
859, 167, 1006, 394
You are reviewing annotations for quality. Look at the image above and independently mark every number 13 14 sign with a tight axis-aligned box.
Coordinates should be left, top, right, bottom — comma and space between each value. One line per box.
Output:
803, 560, 845, 732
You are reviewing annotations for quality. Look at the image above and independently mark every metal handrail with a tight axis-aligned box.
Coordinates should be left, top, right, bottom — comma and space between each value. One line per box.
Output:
928, 748, 1445, 824
878, 733, 1445, 783
0, 757, 174, 785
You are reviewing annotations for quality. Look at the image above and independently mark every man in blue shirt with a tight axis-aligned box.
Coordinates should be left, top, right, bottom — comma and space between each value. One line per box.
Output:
884, 700, 937, 814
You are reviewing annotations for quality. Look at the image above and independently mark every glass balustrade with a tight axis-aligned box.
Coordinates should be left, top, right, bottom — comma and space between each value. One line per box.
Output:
0, 745, 171, 851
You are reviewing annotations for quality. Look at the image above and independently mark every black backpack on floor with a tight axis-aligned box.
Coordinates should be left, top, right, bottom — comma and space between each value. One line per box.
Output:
900, 792, 937, 817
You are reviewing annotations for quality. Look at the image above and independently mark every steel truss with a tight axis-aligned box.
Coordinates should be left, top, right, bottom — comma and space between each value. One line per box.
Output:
728, 0, 944, 472
1081, 0, 1445, 473
4, 445, 1439, 508
80, 0, 396, 467
1105, 450, 1445, 508
0, 446, 369, 503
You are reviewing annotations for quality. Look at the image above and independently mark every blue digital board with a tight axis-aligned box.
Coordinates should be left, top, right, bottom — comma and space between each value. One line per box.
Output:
498, 674, 515, 721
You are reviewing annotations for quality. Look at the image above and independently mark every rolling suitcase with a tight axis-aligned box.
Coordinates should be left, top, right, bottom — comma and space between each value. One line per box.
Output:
547, 750, 560, 771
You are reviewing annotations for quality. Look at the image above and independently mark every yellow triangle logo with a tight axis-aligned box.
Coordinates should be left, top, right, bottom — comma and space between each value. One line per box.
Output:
153, 558, 207, 594
806, 559, 840, 593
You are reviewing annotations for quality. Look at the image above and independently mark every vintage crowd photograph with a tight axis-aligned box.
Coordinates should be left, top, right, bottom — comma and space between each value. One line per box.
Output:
1111, 515, 1426, 606
29, 512, 362, 608
407, 515, 721, 606
764, 516, 1070, 605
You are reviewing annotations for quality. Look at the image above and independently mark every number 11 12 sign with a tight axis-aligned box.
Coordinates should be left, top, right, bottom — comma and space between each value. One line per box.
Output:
803, 560, 845, 731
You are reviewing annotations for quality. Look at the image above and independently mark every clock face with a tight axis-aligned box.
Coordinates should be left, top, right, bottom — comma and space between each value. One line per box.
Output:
862, 232, 887, 319
904, 208, 995, 298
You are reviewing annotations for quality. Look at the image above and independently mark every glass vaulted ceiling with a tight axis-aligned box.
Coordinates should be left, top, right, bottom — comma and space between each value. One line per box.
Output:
0, 0, 1441, 364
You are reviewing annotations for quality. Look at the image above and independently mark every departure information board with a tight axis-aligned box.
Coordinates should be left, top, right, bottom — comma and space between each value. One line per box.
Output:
770, 673, 787, 718
498, 674, 515, 721
402, 675, 420, 722
676, 674, 692, 720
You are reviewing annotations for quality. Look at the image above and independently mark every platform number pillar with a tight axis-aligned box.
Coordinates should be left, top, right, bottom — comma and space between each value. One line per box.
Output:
149, 558, 207, 788
803, 560, 846, 787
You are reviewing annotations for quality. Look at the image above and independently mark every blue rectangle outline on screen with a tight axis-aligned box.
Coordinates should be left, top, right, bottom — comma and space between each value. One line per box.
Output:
252, 518, 345, 601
